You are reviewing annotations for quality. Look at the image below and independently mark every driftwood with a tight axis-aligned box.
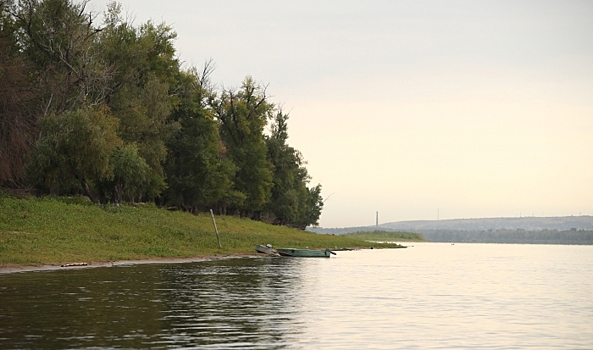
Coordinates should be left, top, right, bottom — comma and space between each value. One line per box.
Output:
60, 262, 88, 267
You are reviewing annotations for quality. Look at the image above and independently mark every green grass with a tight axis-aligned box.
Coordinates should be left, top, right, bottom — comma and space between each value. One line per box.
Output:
0, 196, 403, 266
343, 230, 425, 242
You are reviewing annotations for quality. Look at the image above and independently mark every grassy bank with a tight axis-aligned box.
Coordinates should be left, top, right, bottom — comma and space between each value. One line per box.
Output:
0, 196, 403, 266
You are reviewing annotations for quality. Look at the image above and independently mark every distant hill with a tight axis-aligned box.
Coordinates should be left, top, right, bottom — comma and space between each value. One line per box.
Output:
380, 216, 593, 231
308, 216, 593, 245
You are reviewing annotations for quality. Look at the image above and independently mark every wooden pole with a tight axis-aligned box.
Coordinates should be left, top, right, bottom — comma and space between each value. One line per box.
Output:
210, 209, 222, 248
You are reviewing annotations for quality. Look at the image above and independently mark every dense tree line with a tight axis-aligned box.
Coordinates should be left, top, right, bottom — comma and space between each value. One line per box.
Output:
0, 0, 323, 228
344, 230, 424, 241
421, 229, 593, 245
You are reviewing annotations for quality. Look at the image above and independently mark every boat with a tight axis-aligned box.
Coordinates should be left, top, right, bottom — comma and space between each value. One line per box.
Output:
255, 244, 278, 256
276, 248, 336, 258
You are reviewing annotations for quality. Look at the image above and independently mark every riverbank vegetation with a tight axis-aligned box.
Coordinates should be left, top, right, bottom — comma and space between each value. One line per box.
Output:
1, 0, 322, 229
343, 230, 425, 242
0, 196, 403, 266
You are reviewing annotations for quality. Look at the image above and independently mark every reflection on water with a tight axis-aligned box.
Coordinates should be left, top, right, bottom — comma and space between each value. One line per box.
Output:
0, 258, 306, 349
1, 244, 593, 349
157, 258, 306, 349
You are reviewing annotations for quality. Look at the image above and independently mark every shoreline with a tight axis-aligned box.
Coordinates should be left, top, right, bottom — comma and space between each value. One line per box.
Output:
0, 253, 263, 275
0, 197, 405, 275
0, 247, 375, 275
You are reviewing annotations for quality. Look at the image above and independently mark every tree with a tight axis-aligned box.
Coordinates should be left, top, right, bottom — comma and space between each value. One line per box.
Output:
2, 0, 115, 192
9, 0, 109, 114
98, 3, 180, 199
0, 1, 324, 224
211, 77, 274, 217
164, 65, 236, 212
109, 143, 150, 205
0, 4, 38, 185
265, 110, 323, 228
301, 183, 323, 229
27, 107, 122, 202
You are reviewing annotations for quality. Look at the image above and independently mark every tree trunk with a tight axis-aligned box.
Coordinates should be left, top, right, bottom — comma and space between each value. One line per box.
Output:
80, 178, 98, 204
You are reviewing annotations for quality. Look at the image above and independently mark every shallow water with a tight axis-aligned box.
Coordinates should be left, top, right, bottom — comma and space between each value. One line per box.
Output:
1, 243, 592, 349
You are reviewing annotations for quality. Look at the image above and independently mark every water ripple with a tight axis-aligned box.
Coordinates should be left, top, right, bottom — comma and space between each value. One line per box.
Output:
1, 244, 592, 349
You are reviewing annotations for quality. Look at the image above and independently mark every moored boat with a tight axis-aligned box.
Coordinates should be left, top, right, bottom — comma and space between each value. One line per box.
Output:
276, 248, 336, 258
255, 244, 278, 255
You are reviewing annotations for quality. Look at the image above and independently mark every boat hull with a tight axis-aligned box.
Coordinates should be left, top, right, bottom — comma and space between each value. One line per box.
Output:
255, 244, 278, 255
276, 248, 333, 258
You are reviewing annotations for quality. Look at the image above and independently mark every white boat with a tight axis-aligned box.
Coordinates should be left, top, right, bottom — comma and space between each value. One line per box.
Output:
255, 244, 279, 256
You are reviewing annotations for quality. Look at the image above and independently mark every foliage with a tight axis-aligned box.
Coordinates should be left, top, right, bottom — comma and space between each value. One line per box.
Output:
108, 143, 150, 204
0, 10, 38, 185
265, 110, 323, 228
212, 77, 274, 216
0, 0, 324, 229
9, 0, 108, 113
27, 107, 122, 202
164, 67, 235, 212
98, 4, 180, 199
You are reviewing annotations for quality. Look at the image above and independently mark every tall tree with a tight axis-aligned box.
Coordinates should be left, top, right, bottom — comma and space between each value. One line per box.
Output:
0, 4, 38, 185
164, 65, 236, 212
98, 2, 180, 199
6, 0, 123, 201
9, 0, 108, 114
211, 77, 274, 217
265, 110, 323, 228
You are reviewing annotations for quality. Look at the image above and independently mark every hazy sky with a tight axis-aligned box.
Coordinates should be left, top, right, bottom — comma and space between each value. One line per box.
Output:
87, 0, 593, 228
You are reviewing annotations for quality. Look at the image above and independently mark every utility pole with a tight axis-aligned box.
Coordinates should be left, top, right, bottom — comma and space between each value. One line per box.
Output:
376, 211, 378, 227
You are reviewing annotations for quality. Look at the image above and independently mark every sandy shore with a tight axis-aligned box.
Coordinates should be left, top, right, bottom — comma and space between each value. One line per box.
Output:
0, 253, 263, 275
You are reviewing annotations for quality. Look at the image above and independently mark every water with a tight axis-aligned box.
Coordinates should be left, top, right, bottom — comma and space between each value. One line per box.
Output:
1, 243, 592, 349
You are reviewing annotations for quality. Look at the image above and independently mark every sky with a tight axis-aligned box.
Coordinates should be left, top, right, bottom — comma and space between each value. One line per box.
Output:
86, 0, 593, 228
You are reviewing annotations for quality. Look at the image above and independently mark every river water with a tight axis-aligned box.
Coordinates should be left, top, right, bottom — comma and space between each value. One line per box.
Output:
1, 243, 592, 349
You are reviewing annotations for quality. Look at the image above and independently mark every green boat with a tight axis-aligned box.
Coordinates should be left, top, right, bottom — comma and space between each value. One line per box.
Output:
276, 248, 336, 258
